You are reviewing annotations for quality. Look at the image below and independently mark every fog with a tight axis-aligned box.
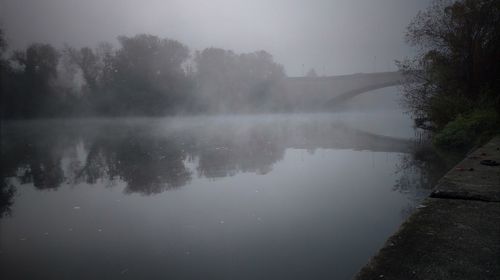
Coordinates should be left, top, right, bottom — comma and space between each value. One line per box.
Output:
1, 108, 451, 279
1, 0, 430, 76
2, 2, 459, 279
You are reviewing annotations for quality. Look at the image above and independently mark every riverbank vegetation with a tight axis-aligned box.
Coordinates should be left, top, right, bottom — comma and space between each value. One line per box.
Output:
0, 30, 285, 118
399, 0, 500, 150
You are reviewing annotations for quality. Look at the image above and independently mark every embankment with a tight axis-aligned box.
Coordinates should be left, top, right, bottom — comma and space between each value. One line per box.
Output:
354, 136, 500, 280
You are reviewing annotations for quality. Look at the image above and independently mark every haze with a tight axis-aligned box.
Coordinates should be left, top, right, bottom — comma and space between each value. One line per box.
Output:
5, 0, 492, 279
1, 0, 430, 76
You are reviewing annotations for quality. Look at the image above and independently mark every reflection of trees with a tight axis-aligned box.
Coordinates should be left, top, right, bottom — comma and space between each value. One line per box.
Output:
0, 118, 460, 221
0, 180, 15, 218
1, 118, 427, 204
1, 135, 20, 217
393, 143, 456, 217
80, 131, 191, 195
394, 144, 450, 193
28, 155, 64, 190
0, 124, 69, 216
194, 48, 285, 113
1, 125, 66, 190
195, 125, 286, 178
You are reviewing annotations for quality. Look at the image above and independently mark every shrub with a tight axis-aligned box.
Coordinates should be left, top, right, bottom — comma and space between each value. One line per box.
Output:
433, 109, 500, 150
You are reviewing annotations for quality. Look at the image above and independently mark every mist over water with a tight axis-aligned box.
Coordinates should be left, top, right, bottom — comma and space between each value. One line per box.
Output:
0, 1, 451, 278
0, 87, 451, 279
1, 0, 497, 278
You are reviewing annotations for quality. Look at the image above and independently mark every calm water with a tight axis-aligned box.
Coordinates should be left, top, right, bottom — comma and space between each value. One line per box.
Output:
1, 90, 450, 279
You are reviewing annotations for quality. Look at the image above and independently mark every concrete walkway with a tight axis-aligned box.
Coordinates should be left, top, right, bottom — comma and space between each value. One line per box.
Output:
354, 137, 500, 280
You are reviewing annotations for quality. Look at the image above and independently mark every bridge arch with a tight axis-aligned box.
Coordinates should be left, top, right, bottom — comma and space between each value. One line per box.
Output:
282, 71, 405, 110
323, 80, 401, 108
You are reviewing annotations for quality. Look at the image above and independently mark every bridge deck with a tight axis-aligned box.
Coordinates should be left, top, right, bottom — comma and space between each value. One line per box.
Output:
280, 71, 404, 110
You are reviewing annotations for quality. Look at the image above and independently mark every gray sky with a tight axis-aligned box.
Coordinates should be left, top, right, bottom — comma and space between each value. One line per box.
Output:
0, 0, 431, 76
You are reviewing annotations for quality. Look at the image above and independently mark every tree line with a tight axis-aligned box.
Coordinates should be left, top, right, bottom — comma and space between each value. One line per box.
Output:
399, 0, 500, 149
0, 31, 286, 119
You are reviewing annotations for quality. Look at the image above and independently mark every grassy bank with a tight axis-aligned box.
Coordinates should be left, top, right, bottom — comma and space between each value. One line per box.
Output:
433, 109, 500, 151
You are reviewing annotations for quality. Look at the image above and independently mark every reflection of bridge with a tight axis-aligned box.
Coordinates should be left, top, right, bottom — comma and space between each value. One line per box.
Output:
283, 122, 413, 154
282, 71, 404, 110
1, 118, 415, 198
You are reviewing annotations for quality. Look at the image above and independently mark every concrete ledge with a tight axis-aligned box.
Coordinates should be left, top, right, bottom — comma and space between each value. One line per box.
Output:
431, 137, 500, 202
354, 136, 500, 280
354, 198, 500, 280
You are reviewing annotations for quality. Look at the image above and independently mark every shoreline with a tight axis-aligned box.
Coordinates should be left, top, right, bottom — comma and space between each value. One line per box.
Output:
354, 136, 500, 280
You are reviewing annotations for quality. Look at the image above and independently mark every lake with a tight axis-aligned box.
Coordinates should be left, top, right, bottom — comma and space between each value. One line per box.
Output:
0, 88, 450, 279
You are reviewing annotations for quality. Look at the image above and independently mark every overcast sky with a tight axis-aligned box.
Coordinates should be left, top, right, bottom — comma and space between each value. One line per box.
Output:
0, 0, 431, 76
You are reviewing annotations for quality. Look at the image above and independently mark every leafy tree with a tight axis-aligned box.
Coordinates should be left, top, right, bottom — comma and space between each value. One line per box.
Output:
13, 44, 59, 89
114, 34, 189, 86
5, 43, 61, 117
195, 48, 242, 112
63, 35, 192, 116
0, 28, 287, 118
62, 43, 116, 114
64, 46, 102, 91
195, 48, 285, 113
110, 34, 191, 115
399, 0, 500, 130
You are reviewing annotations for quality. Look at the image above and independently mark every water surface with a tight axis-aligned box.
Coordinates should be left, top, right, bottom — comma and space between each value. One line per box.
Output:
0, 91, 449, 279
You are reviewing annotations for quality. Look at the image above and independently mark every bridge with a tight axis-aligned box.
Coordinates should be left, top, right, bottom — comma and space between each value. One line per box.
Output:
281, 71, 405, 111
